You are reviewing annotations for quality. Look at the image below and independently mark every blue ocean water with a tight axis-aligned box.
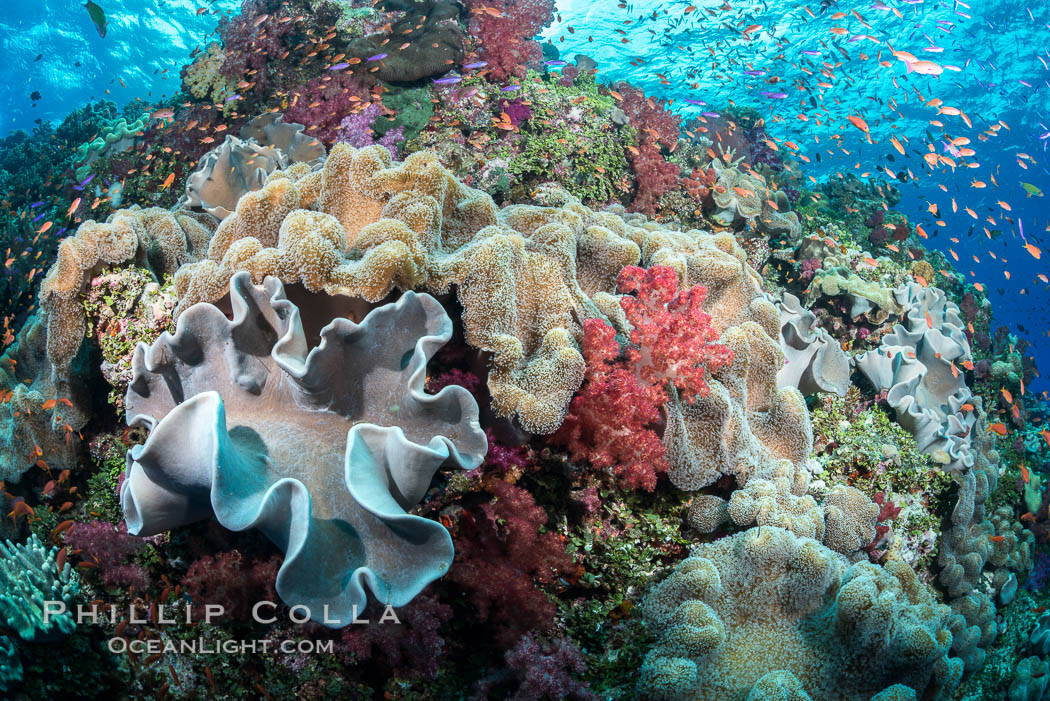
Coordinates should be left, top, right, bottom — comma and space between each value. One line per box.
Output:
0, 0, 238, 135
546, 0, 1050, 390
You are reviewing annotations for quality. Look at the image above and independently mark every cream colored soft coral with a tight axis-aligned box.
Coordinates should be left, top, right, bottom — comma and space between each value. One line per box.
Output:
638, 526, 963, 701
40, 208, 213, 367
663, 321, 812, 490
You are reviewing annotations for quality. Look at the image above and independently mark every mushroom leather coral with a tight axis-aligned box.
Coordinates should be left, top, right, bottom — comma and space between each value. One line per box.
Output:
121, 272, 487, 623
40, 207, 214, 368
776, 292, 850, 396
148, 144, 793, 435
637, 526, 963, 701
0, 314, 90, 482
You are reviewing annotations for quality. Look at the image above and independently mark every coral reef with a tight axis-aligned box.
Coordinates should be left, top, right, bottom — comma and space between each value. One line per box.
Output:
122, 272, 487, 623
1, 0, 1043, 695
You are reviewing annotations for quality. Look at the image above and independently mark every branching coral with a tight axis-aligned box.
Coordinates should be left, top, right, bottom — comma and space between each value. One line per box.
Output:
64, 520, 148, 590
465, 0, 555, 80
448, 480, 575, 647
612, 84, 682, 216
338, 593, 452, 680
471, 633, 599, 700
121, 272, 487, 623
335, 103, 403, 159
637, 526, 963, 701
182, 550, 280, 621
0, 534, 79, 642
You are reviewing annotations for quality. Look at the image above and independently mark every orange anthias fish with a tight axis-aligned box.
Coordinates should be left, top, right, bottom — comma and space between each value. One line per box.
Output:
987, 422, 1008, 436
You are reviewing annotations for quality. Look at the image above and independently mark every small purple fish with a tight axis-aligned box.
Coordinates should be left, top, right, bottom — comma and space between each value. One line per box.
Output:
760, 91, 788, 99
684, 99, 707, 105
55, 227, 68, 238
501, 85, 521, 92
701, 112, 720, 118
79, 174, 95, 187
225, 94, 241, 102
433, 76, 462, 85
367, 53, 387, 61
463, 61, 488, 69
802, 50, 820, 56
29, 201, 44, 208
743, 69, 766, 76
32, 212, 45, 223
328, 62, 350, 71
544, 60, 567, 67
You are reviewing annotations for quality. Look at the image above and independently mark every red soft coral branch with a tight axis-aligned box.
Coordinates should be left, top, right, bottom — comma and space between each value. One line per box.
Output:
466, 0, 556, 80
612, 84, 682, 215
554, 266, 733, 490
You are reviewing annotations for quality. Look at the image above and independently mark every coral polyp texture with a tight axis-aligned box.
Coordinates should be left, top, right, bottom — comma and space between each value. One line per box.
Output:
121, 271, 487, 622
0, 533, 79, 642
637, 526, 963, 701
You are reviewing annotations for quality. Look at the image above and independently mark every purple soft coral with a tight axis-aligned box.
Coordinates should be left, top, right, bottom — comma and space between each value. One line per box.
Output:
498, 98, 532, 127
65, 520, 149, 589
334, 103, 404, 159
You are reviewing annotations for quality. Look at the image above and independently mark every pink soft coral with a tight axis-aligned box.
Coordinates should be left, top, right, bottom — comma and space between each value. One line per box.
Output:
284, 73, 374, 146
614, 83, 681, 147
466, 0, 556, 80
338, 593, 452, 680
554, 266, 732, 490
